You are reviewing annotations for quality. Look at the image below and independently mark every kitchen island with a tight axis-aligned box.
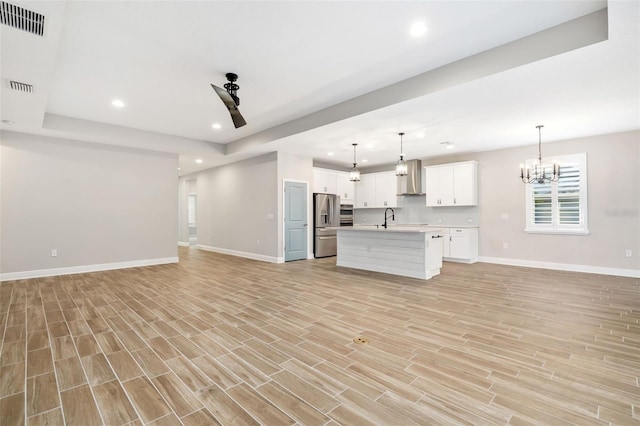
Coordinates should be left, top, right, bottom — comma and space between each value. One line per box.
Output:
336, 226, 445, 280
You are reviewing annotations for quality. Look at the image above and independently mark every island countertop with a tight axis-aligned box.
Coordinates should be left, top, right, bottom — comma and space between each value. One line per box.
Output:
336, 225, 445, 233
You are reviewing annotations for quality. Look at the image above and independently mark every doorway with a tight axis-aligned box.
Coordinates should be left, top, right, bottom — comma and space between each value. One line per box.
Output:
284, 181, 308, 261
187, 179, 197, 246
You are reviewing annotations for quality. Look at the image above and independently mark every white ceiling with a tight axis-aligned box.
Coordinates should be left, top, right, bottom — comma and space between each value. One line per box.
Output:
1, 1, 638, 176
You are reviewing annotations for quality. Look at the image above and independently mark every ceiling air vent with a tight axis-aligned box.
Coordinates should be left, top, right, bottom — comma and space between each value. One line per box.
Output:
0, 1, 45, 36
8, 80, 33, 93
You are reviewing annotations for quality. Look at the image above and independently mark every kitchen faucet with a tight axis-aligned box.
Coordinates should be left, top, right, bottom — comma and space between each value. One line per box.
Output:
383, 207, 395, 229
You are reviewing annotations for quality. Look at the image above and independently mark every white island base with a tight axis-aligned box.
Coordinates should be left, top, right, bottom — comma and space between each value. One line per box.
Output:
336, 227, 444, 280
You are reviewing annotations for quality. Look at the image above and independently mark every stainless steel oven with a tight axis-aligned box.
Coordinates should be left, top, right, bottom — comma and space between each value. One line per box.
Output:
340, 204, 353, 227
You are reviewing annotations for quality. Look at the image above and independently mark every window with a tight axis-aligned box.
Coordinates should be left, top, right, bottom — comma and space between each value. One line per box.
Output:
525, 153, 589, 235
187, 194, 197, 226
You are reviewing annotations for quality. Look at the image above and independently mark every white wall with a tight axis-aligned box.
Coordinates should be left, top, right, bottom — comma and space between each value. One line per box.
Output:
0, 131, 178, 279
181, 153, 280, 262
356, 130, 639, 275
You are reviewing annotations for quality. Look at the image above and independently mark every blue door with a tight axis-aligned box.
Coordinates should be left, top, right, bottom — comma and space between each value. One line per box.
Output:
284, 181, 308, 261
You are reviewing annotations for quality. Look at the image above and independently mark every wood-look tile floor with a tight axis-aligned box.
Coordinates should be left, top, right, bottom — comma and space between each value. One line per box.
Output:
1, 247, 639, 425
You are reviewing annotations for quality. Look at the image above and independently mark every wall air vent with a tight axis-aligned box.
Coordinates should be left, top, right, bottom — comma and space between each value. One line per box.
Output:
8, 80, 33, 93
0, 1, 45, 36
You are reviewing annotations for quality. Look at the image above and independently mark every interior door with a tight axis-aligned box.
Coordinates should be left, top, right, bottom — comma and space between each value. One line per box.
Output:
285, 181, 308, 261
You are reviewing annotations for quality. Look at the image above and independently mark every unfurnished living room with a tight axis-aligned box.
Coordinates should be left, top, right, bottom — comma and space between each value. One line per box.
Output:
1, 1, 639, 425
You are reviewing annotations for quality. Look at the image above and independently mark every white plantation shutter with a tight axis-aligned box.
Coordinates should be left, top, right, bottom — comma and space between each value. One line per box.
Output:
557, 162, 581, 225
532, 178, 552, 224
526, 153, 588, 235
188, 194, 197, 226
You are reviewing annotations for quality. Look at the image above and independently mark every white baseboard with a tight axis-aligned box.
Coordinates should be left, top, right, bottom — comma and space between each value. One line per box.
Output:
197, 245, 282, 264
0, 257, 179, 282
177, 241, 190, 247
478, 256, 640, 278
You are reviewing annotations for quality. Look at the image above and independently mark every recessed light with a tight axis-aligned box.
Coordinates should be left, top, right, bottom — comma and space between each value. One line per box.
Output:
111, 99, 125, 108
195, 159, 203, 164
410, 22, 427, 38
441, 141, 454, 149
327, 152, 334, 156
177, 167, 181, 170
211, 123, 221, 129
362, 159, 369, 163
366, 144, 374, 149
416, 132, 425, 138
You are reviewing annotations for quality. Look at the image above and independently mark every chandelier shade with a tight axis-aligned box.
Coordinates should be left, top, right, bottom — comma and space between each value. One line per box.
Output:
520, 125, 560, 184
349, 143, 361, 182
395, 132, 408, 176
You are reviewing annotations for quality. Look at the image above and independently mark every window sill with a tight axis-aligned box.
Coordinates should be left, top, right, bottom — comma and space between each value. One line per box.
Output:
525, 228, 590, 236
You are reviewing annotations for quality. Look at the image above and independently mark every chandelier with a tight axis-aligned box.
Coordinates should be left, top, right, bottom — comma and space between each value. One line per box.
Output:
349, 143, 361, 182
395, 132, 408, 176
520, 125, 559, 184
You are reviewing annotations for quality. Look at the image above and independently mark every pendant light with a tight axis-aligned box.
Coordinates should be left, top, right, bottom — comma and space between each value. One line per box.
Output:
349, 143, 361, 182
395, 132, 408, 176
520, 125, 560, 184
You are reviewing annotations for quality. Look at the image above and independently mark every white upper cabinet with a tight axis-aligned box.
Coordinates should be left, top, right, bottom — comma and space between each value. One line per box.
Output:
424, 166, 454, 206
425, 161, 478, 207
375, 172, 398, 208
313, 168, 338, 194
452, 162, 477, 206
355, 174, 376, 208
336, 172, 355, 203
354, 171, 398, 208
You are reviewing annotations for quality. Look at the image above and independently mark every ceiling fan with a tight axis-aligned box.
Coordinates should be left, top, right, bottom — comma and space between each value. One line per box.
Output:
211, 73, 246, 128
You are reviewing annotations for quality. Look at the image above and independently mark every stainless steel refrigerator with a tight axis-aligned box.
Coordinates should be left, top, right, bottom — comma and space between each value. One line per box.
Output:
313, 193, 340, 258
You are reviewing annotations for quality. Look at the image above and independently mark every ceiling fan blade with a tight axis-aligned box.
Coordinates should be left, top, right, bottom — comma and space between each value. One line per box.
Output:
211, 84, 247, 128
229, 108, 247, 128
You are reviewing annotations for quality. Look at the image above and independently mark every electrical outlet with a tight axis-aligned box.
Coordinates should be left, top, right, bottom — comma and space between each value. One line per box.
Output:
51, 249, 57, 257
501, 213, 509, 219
503, 243, 508, 249
626, 249, 632, 257
466, 218, 473, 223
257, 240, 261, 246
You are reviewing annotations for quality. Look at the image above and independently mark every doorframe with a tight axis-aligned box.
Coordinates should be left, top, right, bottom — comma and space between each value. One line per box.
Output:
282, 179, 312, 262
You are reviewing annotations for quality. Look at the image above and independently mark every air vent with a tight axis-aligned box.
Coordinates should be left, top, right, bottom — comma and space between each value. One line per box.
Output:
0, 1, 45, 36
8, 80, 33, 93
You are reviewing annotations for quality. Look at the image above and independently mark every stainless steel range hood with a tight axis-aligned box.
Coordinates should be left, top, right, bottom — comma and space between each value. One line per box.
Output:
397, 159, 424, 195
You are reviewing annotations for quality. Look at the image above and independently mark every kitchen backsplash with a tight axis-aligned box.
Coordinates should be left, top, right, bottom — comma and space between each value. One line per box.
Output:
353, 195, 479, 227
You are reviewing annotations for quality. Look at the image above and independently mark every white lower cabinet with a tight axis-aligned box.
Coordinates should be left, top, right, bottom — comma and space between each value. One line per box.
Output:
438, 227, 478, 263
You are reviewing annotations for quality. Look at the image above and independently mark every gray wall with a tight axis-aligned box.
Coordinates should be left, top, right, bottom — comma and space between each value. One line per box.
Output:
183, 153, 279, 260
0, 131, 178, 276
356, 130, 639, 272
179, 151, 314, 262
